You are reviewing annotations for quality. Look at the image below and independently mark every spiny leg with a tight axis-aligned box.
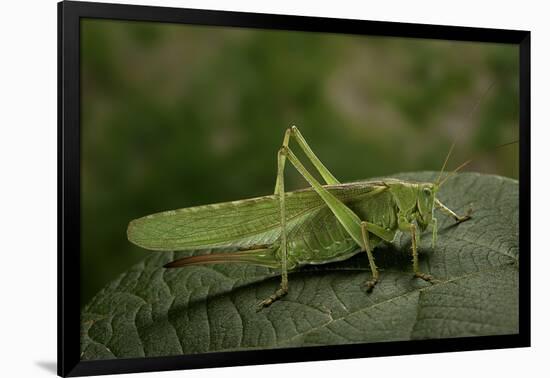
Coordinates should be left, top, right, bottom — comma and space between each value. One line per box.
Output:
410, 223, 434, 282
259, 126, 344, 310
288, 126, 340, 184
273, 128, 291, 195
274, 125, 340, 195
435, 199, 472, 224
257, 149, 289, 311
361, 222, 379, 292
431, 217, 438, 249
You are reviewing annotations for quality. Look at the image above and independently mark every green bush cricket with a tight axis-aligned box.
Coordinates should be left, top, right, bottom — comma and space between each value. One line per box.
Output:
127, 126, 472, 310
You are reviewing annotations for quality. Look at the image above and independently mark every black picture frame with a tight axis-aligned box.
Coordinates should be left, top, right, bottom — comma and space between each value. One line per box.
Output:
58, 1, 531, 376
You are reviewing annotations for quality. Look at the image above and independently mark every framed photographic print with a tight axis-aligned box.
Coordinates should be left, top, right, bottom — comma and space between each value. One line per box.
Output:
58, 1, 530, 376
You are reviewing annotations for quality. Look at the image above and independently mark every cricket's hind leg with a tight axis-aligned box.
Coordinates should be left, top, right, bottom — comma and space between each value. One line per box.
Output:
257, 282, 288, 310
258, 126, 344, 311
257, 147, 290, 311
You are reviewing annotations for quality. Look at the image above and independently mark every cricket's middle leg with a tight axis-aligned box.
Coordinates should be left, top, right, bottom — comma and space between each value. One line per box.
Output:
361, 222, 379, 292
410, 224, 434, 282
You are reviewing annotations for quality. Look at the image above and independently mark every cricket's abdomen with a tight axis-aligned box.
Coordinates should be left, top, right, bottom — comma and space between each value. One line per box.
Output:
282, 191, 398, 267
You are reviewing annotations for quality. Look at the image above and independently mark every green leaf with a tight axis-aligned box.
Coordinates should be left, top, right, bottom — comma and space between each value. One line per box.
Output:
81, 172, 519, 360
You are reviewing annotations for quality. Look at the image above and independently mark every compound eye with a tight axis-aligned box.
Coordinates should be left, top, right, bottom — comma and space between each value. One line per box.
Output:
423, 188, 432, 195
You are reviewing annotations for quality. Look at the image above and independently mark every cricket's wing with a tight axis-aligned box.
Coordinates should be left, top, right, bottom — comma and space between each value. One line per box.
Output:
127, 181, 387, 251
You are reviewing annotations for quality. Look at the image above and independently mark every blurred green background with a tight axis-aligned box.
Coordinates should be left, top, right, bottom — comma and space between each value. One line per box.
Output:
80, 19, 519, 307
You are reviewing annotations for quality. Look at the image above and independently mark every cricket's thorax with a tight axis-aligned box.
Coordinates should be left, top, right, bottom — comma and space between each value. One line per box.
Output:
281, 190, 398, 268
385, 180, 436, 232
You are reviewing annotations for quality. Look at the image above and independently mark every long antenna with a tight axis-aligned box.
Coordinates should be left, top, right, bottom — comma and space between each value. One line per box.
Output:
439, 159, 472, 187
439, 140, 518, 187
436, 82, 495, 185
436, 142, 455, 185
467, 82, 495, 119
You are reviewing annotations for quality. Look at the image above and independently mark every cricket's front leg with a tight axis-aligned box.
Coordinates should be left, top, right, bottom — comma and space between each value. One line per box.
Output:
410, 223, 435, 282
435, 199, 472, 224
